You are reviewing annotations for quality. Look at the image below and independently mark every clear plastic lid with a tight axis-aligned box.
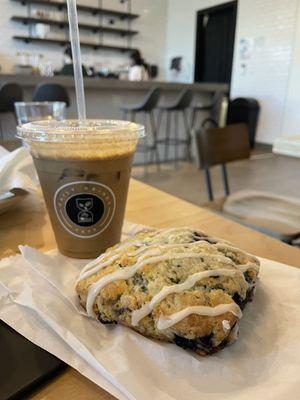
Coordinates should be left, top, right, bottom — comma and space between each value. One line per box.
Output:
17, 119, 145, 143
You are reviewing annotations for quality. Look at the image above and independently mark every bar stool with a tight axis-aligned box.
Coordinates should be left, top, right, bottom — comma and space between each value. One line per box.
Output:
0, 83, 23, 140
120, 87, 161, 169
33, 83, 70, 107
190, 91, 227, 130
156, 89, 193, 163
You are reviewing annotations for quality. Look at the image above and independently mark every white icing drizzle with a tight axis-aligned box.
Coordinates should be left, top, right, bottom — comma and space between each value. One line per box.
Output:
155, 227, 194, 235
79, 253, 107, 275
78, 228, 238, 284
154, 227, 226, 245
129, 242, 214, 261
76, 254, 121, 283
80, 241, 229, 285
128, 243, 191, 257
131, 268, 240, 326
222, 319, 231, 332
156, 303, 242, 330
86, 252, 223, 316
216, 243, 259, 265
148, 227, 217, 245
238, 263, 259, 273
78, 228, 195, 283
80, 228, 259, 326
77, 239, 146, 283
137, 248, 162, 260
86, 254, 256, 317
128, 238, 227, 257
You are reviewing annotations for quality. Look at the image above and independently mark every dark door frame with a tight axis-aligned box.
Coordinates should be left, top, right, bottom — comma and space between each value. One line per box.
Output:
194, 0, 238, 85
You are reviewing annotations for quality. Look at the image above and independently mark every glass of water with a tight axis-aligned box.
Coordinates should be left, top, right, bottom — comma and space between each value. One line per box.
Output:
14, 101, 66, 125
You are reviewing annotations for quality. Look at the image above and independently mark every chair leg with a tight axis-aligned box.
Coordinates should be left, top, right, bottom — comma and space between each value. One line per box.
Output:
174, 111, 179, 168
142, 111, 148, 175
148, 112, 154, 165
156, 109, 163, 135
204, 167, 214, 201
0, 120, 3, 141
221, 164, 230, 196
182, 110, 192, 161
164, 111, 171, 162
191, 108, 197, 130
150, 110, 161, 171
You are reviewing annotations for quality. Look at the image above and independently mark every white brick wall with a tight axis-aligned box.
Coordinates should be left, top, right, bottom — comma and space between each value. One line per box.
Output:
280, 0, 300, 137
0, 0, 168, 78
165, 0, 299, 144
231, 0, 298, 144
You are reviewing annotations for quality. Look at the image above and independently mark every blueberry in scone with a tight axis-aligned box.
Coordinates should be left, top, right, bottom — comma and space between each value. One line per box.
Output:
76, 228, 259, 355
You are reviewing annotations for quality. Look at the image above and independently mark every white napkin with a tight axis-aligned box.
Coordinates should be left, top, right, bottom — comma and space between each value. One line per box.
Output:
0, 222, 300, 400
0, 145, 38, 195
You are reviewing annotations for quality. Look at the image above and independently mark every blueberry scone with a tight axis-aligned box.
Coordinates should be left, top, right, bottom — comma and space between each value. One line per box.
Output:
76, 228, 259, 355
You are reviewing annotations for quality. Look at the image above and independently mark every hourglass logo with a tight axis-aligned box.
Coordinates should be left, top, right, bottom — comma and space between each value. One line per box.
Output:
54, 181, 116, 238
76, 198, 94, 224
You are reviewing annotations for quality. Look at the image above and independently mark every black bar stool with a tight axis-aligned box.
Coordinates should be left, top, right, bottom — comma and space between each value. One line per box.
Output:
156, 89, 193, 163
120, 87, 161, 170
0, 83, 23, 140
33, 83, 70, 107
190, 91, 227, 129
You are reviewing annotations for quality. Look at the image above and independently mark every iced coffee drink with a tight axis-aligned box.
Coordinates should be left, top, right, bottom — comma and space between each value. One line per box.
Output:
17, 120, 144, 258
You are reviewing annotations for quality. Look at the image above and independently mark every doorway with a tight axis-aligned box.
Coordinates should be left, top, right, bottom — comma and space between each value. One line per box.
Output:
194, 1, 237, 84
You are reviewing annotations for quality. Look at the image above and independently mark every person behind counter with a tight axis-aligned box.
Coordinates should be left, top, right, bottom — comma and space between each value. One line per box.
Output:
59, 45, 88, 77
128, 50, 149, 81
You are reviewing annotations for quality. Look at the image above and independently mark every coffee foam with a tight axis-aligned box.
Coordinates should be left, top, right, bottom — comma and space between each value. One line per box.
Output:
18, 119, 144, 161
27, 139, 137, 160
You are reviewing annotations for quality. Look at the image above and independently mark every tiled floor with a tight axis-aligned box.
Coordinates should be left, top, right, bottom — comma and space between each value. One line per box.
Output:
132, 151, 300, 206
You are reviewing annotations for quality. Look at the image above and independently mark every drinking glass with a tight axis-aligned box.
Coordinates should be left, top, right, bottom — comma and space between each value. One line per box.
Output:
14, 101, 66, 125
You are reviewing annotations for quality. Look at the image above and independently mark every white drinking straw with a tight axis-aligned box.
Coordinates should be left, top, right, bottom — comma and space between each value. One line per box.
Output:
66, 0, 86, 120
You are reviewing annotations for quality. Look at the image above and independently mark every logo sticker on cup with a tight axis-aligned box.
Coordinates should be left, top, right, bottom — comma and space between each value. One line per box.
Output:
54, 181, 116, 238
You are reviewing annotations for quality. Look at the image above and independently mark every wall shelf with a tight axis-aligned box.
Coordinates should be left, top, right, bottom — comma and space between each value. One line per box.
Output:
11, 0, 139, 54
11, 0, 139, 20
13, 35, 137, 52
11, 16, 138, 36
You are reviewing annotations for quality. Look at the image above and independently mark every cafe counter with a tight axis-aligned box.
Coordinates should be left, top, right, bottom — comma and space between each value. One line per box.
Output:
0, 74, 228, 120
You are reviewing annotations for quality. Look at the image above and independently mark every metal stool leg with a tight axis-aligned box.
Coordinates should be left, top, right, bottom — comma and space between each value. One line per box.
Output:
150, 110, 161, 171
204, 167, 214, 201
148, 114, 154, 166
156, 109, 163, 134
221, 164, 230, 196
148, 112, 155, 165
164, 110, 171, 162
191, 108, 197, 130
142, 111, 148, 175
182, 110, 192, 161
0, 120, 3, 141
174, 111, 179, 168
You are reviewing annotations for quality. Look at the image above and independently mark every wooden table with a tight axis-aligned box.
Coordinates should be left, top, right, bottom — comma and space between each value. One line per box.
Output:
1, 179, 299, 399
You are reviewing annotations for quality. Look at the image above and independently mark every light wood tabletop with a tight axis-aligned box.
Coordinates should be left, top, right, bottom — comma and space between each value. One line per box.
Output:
1, 179, 299, 400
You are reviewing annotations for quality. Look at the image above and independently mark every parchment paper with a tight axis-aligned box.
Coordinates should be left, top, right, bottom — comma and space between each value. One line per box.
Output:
0, 145, 38, 195
0, 222, 300, 400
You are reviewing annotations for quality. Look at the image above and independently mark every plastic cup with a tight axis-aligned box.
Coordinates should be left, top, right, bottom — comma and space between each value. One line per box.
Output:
17, 119, 145, 258
14, 101, 66, 124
